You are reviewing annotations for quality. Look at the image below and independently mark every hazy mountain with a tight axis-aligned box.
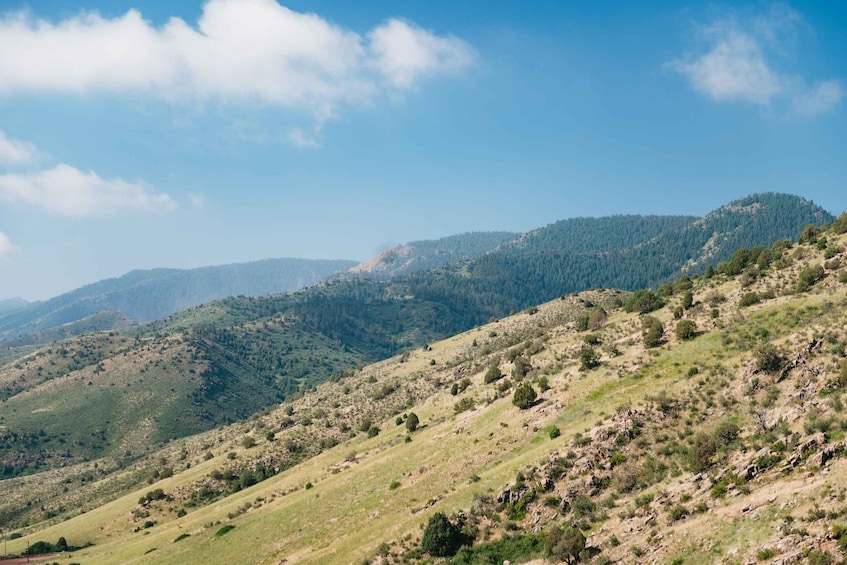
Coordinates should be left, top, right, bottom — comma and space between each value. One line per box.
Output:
0, 297, 27, 315
0, 258, 356, 341
348, 231, 518, 278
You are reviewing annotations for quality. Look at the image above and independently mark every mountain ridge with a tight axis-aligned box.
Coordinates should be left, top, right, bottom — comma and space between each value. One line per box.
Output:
3, 211, 847, 564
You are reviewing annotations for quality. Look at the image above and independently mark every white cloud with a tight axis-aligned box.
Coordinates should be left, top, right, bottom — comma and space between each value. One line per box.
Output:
0, 0, 474, 120
0, 231, 18, 260
670, 8, 843, 117
792, 79, 845, 118
368, 19, 476, 89
0, 163, 176, 217
0, 130, 39, 166
671, 29, 781, 105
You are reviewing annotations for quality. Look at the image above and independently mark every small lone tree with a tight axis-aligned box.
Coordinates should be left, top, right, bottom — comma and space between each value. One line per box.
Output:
513, 383, 537, 410
578, 346, 600, 371
675, 319, 697, 341
421, 512, 465, 557
642, 316, 664, 348
547, 524, 586, 564
484, 360, 503, 384
405, 412, 420, 432
588, 307, 607, 330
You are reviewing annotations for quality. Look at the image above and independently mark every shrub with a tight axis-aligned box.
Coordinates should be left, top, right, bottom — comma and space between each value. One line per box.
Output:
367, 426, 380, 438
546, 524, 586, 564
405, 412, 420, 432
687, 433, 718, 472
589, 307, 608, 330
739, 292, 761, 308
421, 512, 466, 557
214, 525, 236, 537
675, 320, 697, 341
625, 290, 663, 314
241, 436, 256, 449
807, 549, 834, 565
642, 316, 664, 348
484, 361, 504, 384
796, 265, 825, 291
754, 344, 787, 375
513, 383, 537, 410
454, 397, 475, 414
575, 314, 590, 332
668, 505, 689, 521
578, 346, 600, 371
714, 421, 740, 443
549, 425, 561, 439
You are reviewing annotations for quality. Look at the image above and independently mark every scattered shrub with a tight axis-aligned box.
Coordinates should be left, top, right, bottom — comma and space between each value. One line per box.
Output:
214, 525, 236, 537
513, 383, 537, 410
675, 320, 697, 341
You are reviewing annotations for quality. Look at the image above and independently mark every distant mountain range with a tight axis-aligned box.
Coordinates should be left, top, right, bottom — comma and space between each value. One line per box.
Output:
0, 297, 27, 315
0, 258, 356, 341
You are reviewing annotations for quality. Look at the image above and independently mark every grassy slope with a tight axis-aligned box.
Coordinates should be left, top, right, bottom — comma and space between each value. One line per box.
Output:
5, 228, 847, 565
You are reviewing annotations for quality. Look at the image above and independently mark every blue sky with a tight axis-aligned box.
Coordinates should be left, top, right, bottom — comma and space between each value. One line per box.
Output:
0, 1, 845, 300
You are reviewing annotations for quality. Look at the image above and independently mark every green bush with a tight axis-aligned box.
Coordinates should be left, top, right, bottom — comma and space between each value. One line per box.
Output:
546, 524, 586, 564
484, 361, 504, 384
642, 316, 664, 348
754, 344, 786, 374
421, 512, 466, 557
513, 383, 537, 410
451, 533, 546, 565
454, 397, 475, 414
687, 433, 718, 472
796, 265, 825, 291
675, 320, 697, 341
739, 292, 761, 307
214, 525, 236, 537
405, 412, 420, 432
578, 346, 600, 371
625, 290, 663, 314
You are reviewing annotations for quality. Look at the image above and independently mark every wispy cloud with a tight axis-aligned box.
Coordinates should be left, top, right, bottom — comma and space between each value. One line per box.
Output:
0, 0, 475, 139
0, 130, 39, 166
187, 192, 206, 208
0, 231, 17, 261
0, 163, 176, 217
669, 5, 844, 117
